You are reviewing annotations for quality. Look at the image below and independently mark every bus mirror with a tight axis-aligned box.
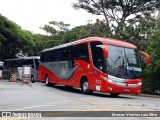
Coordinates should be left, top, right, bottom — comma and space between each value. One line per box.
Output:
103, 46, 108, 58
96, 45, 108, 58
139, 51, 150, 65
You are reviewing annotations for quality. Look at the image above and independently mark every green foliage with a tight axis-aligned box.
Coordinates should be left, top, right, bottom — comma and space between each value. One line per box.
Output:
142, 28, 160, 94
0, 14, 31, 60
1, 11, 160, 95
40, 21, 70, 36
113, 13, 157, 50
40, 19, 111, 46
0, 14, 47, 60
65, 20, 110, 41
73, 0, 160, 35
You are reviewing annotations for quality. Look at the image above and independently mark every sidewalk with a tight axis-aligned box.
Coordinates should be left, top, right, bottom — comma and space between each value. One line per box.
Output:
139, 94, 160, 98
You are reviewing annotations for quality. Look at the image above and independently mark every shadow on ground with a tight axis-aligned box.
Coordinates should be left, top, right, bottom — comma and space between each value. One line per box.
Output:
44, 84, 135, 99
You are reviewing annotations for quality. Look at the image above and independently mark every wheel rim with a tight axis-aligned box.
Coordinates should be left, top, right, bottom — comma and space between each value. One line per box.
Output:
83, 81, 88, 92
45, 77, 48, 85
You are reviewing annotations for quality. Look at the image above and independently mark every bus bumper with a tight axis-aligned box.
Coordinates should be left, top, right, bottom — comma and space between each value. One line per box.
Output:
100, 83, 142, 95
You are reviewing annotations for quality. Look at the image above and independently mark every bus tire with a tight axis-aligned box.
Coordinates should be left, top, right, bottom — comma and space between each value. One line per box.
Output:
110, 93, 120, 97
80, 78, 93, 95
31, 76, 35, 83
45, 75, 50, 86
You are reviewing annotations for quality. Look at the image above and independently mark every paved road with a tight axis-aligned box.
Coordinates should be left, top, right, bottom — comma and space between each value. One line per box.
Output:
0, 80, 160, 120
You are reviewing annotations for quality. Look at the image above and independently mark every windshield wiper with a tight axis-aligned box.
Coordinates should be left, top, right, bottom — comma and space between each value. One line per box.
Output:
115, 56, 121, 66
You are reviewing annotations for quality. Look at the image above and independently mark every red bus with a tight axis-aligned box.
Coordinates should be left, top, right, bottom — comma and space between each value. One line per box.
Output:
38, 37, 150, 97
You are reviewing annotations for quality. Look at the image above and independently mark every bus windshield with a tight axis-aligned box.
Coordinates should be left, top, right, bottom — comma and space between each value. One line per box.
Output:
17, 59, 33, 67
106, 45, 141, 79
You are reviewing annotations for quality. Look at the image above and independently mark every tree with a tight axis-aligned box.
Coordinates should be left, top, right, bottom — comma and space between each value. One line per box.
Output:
31, 34, 47, 55
40, 21, 73, 46
65, 19, 110, 41
39, 19, 112, 47
113, 13, 157, 50
40, 21, 70, 36
0, 14, 34, 60
73, 0, 160, 35
142, 25, 160, 94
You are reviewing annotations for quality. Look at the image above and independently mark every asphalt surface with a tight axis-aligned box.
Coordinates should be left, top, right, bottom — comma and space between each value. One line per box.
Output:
0, 80, 160, 120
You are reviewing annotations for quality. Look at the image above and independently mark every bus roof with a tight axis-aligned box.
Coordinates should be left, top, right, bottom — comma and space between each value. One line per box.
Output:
42, 37, 137, 52
5, 56, 40, 61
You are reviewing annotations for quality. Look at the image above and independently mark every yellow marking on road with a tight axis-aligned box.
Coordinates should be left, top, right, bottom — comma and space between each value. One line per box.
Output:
90, 102, 152, 111
6, 100, 72, 111
80, 108, 123, 111
0, 117, 29, 120
1, 100, 153, 114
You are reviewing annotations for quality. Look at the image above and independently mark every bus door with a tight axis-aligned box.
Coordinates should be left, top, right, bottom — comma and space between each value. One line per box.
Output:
33, 59, 39, 81
90, 42, 106, 91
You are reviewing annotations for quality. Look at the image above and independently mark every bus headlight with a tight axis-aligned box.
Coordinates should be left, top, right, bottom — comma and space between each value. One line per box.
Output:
128, 82, 142, 87
108, 78, 126, 87
101, 75, 127, 87
137, 82, 142, 86
100, 75, 108, 81
108, 79, 113, 83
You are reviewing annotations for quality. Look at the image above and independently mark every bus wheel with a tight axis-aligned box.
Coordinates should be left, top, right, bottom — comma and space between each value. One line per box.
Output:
110, 93, 120, 97
45, 75, 50, 86
31, 76, 35, 83
81, 78, 93, 95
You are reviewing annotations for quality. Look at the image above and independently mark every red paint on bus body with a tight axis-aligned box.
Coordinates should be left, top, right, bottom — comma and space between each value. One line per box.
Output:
38, 37, 149, 95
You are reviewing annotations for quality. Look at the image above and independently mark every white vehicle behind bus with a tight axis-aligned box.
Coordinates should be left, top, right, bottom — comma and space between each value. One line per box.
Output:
4, 56, 40, 83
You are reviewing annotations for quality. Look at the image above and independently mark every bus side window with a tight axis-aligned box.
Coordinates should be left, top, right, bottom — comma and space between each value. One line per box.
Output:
40, 52, 50, 62
61, 48, 69, 61
55, 49, 63, 61
17, 60, 23, 67
70, 46, 78, 60
77, 43, 89, 62
12, 60, 18, 67
49, 50, 56, 62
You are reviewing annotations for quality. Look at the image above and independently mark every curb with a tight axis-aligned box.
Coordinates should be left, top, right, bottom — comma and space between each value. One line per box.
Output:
139, 94, 160, 98
0, 79, 9, 82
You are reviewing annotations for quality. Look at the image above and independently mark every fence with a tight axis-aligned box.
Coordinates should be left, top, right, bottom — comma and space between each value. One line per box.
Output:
0, 70, 11, 80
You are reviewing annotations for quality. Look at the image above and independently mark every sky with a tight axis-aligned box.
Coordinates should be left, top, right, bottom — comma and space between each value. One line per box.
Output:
0, 0, 102, 34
